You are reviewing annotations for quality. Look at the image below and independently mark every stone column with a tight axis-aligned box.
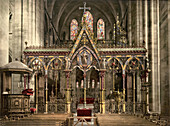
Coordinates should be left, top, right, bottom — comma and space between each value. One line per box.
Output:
141, 83, 146, 114
35, 73, 38, 113
136, 0, 140, 46
83, 72, 87, 108
100, 70, 106, 114
137, 71, 141, 103
65, 70, 71, 113
150, 0, 160, 113
44, 70, 48, 114
28, 74, 30, 89
99, 73, 102, 113
71, 69, 76, 112
127, 73, 132, 113
112, 71, 115, 91
122, 74, 126, 113
8, 73, 12, 94
2, 72, 7, 94
55, 71, 58, 113
144, 0, 148, 53
139, 0, 143, 46
133, 72, 136, 114
168, 0, 170, 116
128, 0, 132, 46
24, 75, 27, 89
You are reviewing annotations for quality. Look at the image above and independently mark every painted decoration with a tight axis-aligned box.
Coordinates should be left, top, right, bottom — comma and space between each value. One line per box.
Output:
97, 19, 105, 40
82, 11, 93, 32
77, 49, 92, 69
70, 19, 78, 40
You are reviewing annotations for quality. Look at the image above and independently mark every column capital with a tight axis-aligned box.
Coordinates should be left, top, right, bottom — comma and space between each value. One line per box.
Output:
99, 69, 106, 77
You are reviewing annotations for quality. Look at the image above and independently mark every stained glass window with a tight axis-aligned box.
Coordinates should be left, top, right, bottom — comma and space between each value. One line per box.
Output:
82, 11, 93, 32
70, 19, 78, 40
97, 19, 105, 40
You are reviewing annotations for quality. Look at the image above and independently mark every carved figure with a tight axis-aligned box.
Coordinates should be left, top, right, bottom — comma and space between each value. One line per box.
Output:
81, 51, 88, 64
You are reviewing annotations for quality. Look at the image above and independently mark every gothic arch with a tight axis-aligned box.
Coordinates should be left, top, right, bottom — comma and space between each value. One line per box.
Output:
70, 46, 100, 69
123, 56, 145, 74
107, 57, 123, 69
46, 57, 63, 70
70, 19, 78, 40
97, 18, 105, 40
28, 57, 46, 70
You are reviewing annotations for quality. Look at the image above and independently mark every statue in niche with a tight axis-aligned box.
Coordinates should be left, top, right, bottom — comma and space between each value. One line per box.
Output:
81, 51, 88, 65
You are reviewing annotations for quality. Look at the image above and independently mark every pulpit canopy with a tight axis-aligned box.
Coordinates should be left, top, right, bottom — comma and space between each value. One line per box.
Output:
0, 61, 32, 74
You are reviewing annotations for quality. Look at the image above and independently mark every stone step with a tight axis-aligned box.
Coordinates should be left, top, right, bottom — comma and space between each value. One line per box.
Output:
96, 114, 157, 126
0, 114, 69, 126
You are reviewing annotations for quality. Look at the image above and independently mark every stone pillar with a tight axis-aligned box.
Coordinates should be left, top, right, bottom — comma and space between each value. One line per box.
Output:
168, 0, 170, 116
24, 75, 27, 89
83, 72, 87, 108
144, 0, 148, 53
99, 73, 102, 113
8, 73, 12, 94
141, 83, 146, 114
122, 74, 126, 113
55, 71, 58, 113
137, 71, 141, 103
136, 0, 140, 46
128, 0, 132, 46
71, 69, 76, 112
44, 70, 48, 114
65, 70, 71, 113
139, 0, 143, 46
112, 71, 115, 91
3, 72, 7, 94
133, 72, 135, 114
12, 0, 45, 48
28, 74, 30, 89
100, 70, 106, 114
127, 73, 132, 113
35, 73, 38, 113
160, 0, 170, 116
150, 0, 160, 113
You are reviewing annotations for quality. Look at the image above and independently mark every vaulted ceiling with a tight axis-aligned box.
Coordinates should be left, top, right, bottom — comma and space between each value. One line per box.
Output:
46, 0, 128, 39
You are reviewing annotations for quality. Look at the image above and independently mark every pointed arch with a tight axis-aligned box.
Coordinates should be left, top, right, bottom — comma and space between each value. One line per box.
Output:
28, 57, 46, 70
123, 56, 145, 74
97, 19, 105, 40
70, 19, 78, 40
82, 11, 93, 32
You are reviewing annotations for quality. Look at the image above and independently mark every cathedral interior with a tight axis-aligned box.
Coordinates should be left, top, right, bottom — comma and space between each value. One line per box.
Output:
0, 0, 170, 125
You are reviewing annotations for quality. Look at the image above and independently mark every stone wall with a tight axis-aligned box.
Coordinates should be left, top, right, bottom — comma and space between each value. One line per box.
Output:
9, 0, 44, 94
0, 0, 9, 116
160, 0, 170, 116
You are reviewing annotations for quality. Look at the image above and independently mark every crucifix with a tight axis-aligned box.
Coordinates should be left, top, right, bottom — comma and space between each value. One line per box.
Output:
79, 2, 91, 13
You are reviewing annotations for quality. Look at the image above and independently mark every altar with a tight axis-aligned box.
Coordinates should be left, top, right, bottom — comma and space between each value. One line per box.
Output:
79, 98, 95, 104
77, 108, 92, 121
